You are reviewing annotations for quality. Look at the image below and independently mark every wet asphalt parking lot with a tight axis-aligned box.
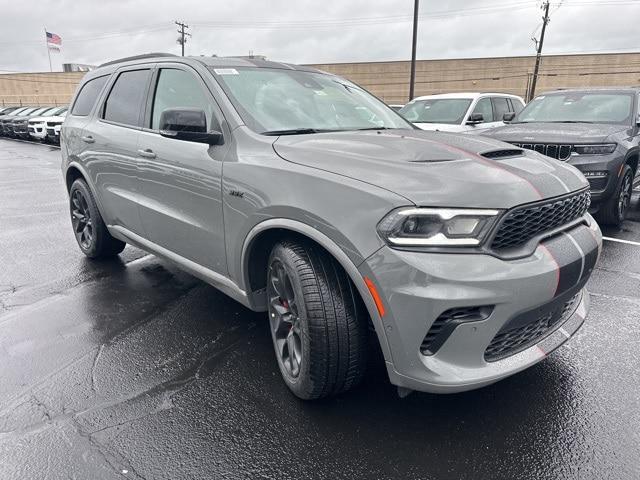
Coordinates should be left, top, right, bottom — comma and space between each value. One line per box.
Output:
0, 138, 639, 480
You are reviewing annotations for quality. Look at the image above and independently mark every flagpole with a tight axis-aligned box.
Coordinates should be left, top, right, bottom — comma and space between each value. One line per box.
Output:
44, 28, 52, 72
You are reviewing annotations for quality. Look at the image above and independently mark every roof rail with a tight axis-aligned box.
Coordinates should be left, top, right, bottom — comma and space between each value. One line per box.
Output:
98, 53, 177, 68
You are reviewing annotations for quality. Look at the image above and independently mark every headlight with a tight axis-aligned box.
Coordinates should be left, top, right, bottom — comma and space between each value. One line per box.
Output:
572, 144, 616, 155
377, 207, 501, 247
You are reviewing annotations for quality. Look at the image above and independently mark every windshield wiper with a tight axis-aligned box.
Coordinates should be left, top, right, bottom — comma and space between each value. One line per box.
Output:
261, 128, 332, 136
353, 126, 394, 131
542, 120, 596, 124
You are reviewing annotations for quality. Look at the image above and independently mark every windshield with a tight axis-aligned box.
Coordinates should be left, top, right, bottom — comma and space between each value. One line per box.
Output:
399, 99, 472, 124
515, 92, 634, 125
12, 107, 33, 116
29, 107, 52, 116
210, 67, 412, 134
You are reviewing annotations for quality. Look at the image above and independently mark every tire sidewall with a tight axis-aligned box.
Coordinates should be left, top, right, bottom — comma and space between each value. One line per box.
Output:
267, 245, 314, 398
69, 179, 103, 258
616, 167, 633, 223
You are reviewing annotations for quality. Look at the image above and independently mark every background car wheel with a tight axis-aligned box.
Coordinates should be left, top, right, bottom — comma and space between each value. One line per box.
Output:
69, 179, 126, 258
596, 164, 633, 227
267, 239, 368, 400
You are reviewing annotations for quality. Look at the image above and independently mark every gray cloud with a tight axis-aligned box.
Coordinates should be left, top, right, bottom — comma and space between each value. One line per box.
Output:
1, 0, 638, 72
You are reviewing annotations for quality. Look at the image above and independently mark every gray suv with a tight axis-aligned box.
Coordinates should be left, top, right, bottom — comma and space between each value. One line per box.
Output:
484, 88, 640, 227
61, 54, 602, 399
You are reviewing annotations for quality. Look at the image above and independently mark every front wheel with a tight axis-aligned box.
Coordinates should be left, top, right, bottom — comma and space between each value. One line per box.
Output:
596, 164, 634, 227
266, 239, 368, 400
69, 179, 125, 258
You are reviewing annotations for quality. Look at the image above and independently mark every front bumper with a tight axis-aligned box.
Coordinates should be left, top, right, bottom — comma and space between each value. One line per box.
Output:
567, 152, 625, 209
360, 216, 602, 394
29, 124, 46, 139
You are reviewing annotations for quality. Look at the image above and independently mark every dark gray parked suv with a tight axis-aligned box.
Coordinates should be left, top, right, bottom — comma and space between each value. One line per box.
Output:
484, 88, 640, 227
61, 54, 602, 399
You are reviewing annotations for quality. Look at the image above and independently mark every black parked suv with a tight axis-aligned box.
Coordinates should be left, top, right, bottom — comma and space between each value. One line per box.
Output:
484, 88, 640, 227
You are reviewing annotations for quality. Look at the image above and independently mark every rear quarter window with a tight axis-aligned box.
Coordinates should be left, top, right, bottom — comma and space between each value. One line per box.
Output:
102, 69, 150, 127
71, 75, 109, 116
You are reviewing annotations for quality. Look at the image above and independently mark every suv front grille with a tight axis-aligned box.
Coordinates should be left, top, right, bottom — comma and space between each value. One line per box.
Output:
490, 189, 590, 252
485, 293, 581, 362
511, 143, 572, 161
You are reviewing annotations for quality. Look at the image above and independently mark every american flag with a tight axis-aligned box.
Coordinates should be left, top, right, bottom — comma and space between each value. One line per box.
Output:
46, 31, 62, 46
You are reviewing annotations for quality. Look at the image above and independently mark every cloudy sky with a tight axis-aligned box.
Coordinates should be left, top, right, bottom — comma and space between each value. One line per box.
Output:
1, 0, 639, 72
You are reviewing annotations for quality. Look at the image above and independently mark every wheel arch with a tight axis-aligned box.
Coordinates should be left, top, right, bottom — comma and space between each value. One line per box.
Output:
241, 219, 393, 363
64, 162, 112, 234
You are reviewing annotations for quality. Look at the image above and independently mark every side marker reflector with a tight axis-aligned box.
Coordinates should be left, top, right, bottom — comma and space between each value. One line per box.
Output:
364, 276, 385, 317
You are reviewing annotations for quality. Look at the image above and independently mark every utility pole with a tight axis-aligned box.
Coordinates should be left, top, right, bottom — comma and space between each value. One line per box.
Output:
408, 0, 419, 102
529, 1, 550, 101
175, 21, 191, 56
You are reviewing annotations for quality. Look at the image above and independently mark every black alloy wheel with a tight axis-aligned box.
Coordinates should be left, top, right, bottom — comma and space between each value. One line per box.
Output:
71, 189, 93, 250
268, 259, 303, 379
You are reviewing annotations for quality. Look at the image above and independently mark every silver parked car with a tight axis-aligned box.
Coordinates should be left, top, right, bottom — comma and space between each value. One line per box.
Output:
61, 54, 602, 399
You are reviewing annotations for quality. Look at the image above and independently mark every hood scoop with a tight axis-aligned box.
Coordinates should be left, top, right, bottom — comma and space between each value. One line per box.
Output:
481, 149, 524, 159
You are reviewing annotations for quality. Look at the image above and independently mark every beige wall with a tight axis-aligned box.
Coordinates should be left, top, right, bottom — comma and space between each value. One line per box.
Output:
0, 72, 85, 107
2, 52, 639, 107
310, 52, 640, 104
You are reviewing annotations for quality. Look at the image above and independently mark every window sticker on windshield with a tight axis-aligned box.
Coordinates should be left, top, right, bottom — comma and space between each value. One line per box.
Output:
214, 68, 239, 75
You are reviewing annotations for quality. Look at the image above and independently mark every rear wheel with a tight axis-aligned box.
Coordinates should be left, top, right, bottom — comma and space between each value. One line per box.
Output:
596, 164, 633, 227
267, 239, 368, 399
69, 179, 125, 258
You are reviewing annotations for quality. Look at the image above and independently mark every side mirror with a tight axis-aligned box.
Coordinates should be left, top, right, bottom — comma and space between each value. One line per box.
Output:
159, 108, 223, 145
503, 112, 516, 122
466, 113, 484, 125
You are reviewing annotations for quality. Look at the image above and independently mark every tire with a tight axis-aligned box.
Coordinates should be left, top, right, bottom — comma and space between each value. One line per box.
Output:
596, 164, 634, 227
266, 239, 368, 399
69, 178, 125, 258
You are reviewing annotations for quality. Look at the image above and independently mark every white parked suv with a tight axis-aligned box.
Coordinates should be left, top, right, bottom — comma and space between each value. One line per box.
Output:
399, 92, 525, 133
28, 107, 67, 142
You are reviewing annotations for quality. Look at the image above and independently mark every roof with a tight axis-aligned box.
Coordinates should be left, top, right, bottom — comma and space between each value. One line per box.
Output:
95, 53, 324, 75
538, 87, 640, 95
411, 92, 523, 101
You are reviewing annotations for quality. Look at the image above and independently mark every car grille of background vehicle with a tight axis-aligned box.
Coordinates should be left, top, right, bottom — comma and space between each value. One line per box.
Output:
510, 143, 573, 161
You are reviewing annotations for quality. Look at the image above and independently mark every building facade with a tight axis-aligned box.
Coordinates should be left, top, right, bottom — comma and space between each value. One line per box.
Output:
310, 52, 640, 104
1, 52, 639, 107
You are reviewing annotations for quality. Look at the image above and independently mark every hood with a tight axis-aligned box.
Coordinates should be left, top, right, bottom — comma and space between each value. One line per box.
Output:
273, 129, 587, 209
485, 122, 628, 144
0, 114, 27, 122
10, 115, 33, 122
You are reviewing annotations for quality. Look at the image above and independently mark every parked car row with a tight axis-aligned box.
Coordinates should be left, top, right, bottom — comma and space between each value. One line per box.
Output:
0, 105, 67, 143
393, 87, 640, 227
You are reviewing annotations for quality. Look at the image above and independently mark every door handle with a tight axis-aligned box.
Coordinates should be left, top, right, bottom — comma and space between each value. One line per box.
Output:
137, 149, 157, 159
81, 135, 94, 144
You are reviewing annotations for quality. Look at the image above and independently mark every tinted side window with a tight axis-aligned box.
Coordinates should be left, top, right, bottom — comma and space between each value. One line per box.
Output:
492, 97, 511, 120
71, 76, 109, 116
150, 68, 216, 130
509, 98, 525, 114
472, 98, 494, 122
102, 69, 150, 126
